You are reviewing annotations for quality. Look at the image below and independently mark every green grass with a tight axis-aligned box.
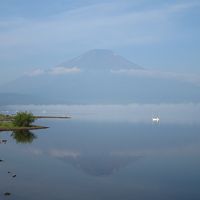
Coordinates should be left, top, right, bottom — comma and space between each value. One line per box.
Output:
0, 121, 47, 130
0, 114, 14, 121
0, 114, 32, 129
0, 121, 16, 128
0, 114, 15, 129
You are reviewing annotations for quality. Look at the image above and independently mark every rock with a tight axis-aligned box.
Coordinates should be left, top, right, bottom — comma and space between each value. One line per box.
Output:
4, 192, 11, 196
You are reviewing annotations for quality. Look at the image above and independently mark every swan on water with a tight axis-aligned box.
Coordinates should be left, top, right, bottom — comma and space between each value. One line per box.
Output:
152, 117, 160, 123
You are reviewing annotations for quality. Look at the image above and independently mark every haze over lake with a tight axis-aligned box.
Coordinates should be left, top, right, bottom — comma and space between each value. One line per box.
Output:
1, 103, 200, 124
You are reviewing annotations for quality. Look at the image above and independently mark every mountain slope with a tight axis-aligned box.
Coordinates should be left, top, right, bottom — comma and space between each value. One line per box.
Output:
58, 49, 142, 71
0, 93, 38, 105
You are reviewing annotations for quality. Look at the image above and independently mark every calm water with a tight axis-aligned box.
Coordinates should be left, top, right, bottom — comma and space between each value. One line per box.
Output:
0, 104, 200, 200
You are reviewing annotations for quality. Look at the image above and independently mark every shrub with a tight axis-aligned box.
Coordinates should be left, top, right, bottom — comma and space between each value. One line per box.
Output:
13, 112, 35, 127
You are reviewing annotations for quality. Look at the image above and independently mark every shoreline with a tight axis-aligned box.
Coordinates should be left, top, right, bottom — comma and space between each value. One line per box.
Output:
0, 126, 49, 132
34, 116, 71, 119
0, 114, 71, 132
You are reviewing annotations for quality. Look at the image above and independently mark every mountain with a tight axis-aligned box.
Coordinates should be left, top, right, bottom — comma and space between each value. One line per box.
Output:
57, 154, 140, 177
58, 49, 142, 71
0, 93, 38, 105
0, 49, 199, 105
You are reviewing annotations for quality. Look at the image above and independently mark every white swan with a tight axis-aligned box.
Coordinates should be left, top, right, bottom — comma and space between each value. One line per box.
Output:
152, 117, 160, 123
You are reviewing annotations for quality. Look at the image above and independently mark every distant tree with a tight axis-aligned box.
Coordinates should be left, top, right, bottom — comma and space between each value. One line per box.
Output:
13, 112, 35, 127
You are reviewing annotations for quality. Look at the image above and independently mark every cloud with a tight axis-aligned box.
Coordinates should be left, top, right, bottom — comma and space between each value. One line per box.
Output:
26, 67, 81, 76
111, 69, 200, 86
111, 143, 200, 157
28, 148, 43, 155
0, 1, 199, 51
169, 1, 200, 12
26, 68, 45, 76
48, 67, 80, 75
50, 149, 80, 158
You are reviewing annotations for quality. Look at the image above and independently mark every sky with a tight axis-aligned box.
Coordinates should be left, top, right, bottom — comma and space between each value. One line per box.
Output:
0, 0, 200, 86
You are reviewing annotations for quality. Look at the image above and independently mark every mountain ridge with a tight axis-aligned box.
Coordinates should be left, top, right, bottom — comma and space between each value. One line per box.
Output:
57, 49, 142, 71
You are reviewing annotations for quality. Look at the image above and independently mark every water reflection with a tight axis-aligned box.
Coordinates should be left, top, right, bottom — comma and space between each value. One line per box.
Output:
0, 139, 7, 144
50, 149, 141, 176
1, 119, 200, 200
11, 130, 37, 144
67, 155, 141, 176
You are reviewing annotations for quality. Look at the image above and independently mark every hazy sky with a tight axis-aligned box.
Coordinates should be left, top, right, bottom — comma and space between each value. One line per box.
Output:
0, 0, 199, 85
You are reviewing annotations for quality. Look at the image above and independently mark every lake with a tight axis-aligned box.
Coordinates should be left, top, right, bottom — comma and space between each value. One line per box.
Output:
0, 104, 200, 200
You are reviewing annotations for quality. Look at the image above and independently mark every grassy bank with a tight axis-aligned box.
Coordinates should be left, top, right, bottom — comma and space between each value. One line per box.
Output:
0, 121, 48, 131
0, 121, 15, 129
0, 113, 48, 131
0, 114, 14, 121
0, 112, 70, 131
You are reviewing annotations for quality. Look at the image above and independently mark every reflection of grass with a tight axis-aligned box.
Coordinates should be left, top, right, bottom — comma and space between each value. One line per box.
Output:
11, 130, 37, 144
0, 124, 47, 131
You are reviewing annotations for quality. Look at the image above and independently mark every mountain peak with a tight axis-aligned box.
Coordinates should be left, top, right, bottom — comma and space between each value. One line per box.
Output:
85, 49, 114, 55
59, 49, 142, 71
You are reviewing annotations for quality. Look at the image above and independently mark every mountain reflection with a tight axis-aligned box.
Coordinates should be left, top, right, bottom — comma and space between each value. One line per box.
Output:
11, 130, 37, 144
52, 151, 141, 176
